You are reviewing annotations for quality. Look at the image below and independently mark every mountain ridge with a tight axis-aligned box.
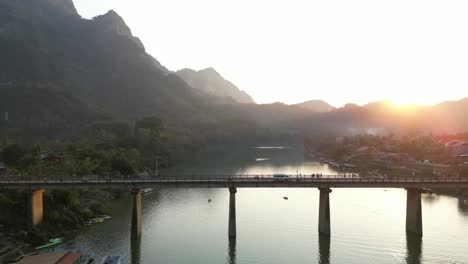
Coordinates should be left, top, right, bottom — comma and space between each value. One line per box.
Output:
0, 0, 467, 145
176, 68, 255, 104
294, 100, 335, 112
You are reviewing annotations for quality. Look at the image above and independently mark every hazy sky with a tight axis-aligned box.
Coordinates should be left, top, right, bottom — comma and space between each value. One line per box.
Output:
74, 0, 468, 107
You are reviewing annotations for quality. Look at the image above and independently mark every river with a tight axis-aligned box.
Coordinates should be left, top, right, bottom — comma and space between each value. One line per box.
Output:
69, 147, 468, 264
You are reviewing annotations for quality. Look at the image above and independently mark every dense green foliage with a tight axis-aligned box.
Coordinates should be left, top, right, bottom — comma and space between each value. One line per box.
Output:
0, 190, 112, 245
0, 116, 182, 177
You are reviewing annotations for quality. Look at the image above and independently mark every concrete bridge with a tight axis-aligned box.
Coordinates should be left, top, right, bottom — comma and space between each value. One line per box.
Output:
1, 175, 467, 239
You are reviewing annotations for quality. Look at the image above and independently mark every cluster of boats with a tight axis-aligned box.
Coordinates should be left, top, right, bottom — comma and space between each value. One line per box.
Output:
32, 242, 123, 264
29, 213, 122, 264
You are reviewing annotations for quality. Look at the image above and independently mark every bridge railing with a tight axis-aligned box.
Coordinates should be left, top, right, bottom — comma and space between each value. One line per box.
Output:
0, 174, 467, 186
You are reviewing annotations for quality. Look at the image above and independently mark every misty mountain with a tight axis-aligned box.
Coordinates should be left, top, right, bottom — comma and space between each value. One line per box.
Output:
176, 68, 255, 104
0, 0, 214, 126
294, 100, 335, 112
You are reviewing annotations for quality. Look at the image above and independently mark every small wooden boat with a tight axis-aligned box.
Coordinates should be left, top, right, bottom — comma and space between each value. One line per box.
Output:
283, 197, 288, 200
98, 215, 112, 220
35, 238, 64, 250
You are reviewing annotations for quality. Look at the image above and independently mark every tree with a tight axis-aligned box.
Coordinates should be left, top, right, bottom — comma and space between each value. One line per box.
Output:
1, 144, 27, 166
110, 155, 135, 175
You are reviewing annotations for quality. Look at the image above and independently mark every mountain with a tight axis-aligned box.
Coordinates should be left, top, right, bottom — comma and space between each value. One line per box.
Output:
176, 68, 255, 104
294, 100, 335, 112
0, 0, 466, 145
0, 82, 104, 141
0, 0, 213, 126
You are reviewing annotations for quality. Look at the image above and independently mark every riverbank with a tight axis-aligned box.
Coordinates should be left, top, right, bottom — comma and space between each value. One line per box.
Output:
0, 189, 120, 263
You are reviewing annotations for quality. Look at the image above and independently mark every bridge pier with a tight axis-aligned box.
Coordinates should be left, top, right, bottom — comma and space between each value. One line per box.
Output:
131, 189, 142, 240
228, 187, 237, 238
406, 188, 423, 236
30, 189, 45, 226
318, 188, 332, 236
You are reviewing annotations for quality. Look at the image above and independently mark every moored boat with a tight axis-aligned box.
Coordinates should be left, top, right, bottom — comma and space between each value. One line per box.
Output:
101, 255, 122, 264
142, 188, 153, 195
34, 238, 64, 250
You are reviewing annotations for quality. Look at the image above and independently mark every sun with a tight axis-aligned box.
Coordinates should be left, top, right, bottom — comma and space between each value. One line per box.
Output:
387, 95, 438, 108
385, 99, 424, 112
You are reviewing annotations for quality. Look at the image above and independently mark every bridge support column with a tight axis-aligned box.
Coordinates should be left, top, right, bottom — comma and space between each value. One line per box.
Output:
318, 188, 332, 236
406, 188, 422, 236
30, 189, 45, 226
228, 187, 237, 238
131, 189, 142, 240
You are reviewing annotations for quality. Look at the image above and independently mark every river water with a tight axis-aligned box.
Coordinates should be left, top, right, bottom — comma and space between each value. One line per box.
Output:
70, 147, 468, 264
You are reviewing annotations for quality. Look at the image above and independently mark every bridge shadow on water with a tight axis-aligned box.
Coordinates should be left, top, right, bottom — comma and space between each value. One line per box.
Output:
406, 235, 422, 264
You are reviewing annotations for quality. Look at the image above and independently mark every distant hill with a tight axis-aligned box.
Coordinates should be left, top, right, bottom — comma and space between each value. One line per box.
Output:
294, 100, 335, 112
176, 68, 255, 104
299, 99, 468, 136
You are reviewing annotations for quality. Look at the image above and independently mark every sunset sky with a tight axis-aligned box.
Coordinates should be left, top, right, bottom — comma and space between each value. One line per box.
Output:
74, 0, 468, 107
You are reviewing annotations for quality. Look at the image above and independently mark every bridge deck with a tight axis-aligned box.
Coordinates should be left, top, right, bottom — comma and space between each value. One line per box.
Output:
1, 175, 468, 190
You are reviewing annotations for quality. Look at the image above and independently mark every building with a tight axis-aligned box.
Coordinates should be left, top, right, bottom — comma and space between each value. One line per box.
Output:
375, 152, 414, 163
17, 251, 81, 264
355, 146, 378, 156
445, 140, 468, 157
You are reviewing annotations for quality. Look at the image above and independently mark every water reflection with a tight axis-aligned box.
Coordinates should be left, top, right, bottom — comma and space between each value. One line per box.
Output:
406, 235, 422, 264
131, 239, 141, 264
227, 238, 236, 264
318, 236, 330, 264
69, 146, 468, 264
457, 198, 468, 216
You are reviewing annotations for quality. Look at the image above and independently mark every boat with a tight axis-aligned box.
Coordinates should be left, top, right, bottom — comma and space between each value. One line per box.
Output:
35, 238, 64, 250
93, 217, 104, 223
101, 256, 122, 264
208, 199, 212, 203
98, 215, 112, 220
142, 188, 153, 195
283, 197, 288, 200
84, 217, 106, 225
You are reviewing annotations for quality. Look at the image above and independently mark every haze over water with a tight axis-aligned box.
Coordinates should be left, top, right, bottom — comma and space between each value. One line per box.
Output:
70, 147, 468, 264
